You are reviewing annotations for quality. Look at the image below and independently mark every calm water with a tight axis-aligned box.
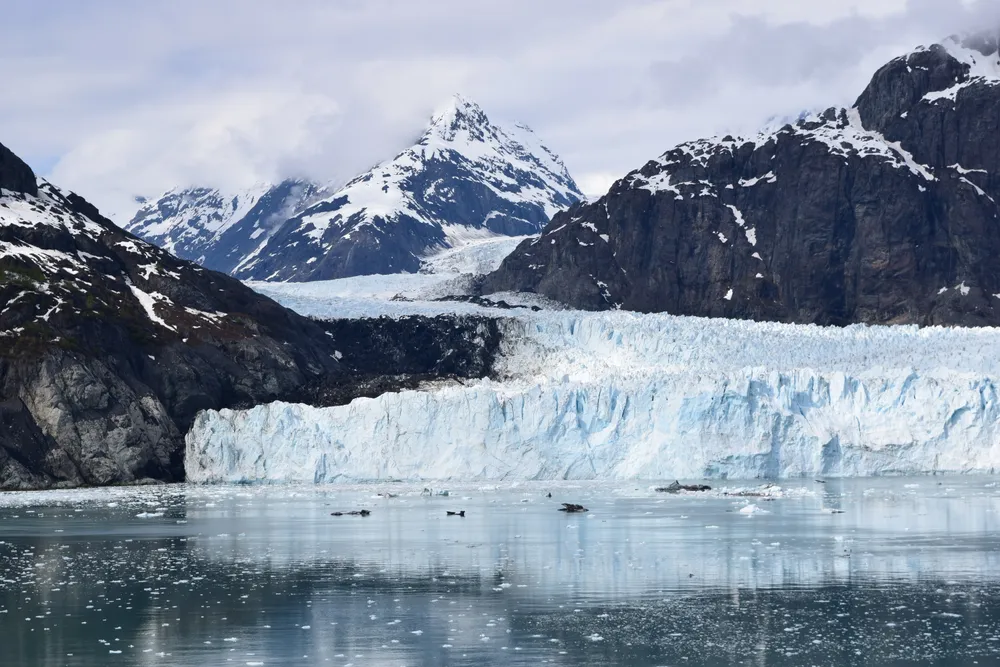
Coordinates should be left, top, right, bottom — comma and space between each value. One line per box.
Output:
2, 478, 1000, 666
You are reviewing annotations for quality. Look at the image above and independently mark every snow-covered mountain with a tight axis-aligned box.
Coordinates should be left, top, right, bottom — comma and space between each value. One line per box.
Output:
234, 95, 583, 281
125, 95, 582, 282
125, 179, 324, 274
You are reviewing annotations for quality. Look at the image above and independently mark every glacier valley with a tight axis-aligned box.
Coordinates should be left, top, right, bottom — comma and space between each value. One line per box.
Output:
188, 267, 1000, 482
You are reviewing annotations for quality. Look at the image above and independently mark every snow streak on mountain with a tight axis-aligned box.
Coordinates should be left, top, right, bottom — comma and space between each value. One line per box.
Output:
127, 95, 583, 281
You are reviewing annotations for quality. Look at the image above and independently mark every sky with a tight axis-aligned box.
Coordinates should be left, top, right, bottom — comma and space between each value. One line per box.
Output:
1, 0, 998, 222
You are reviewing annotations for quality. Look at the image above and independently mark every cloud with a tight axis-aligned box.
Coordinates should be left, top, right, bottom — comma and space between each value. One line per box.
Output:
0, 0, 997, 222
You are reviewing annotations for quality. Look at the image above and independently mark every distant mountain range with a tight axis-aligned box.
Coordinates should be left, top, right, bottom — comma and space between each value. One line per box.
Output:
485, 31, 1000, 327
126, 95, 583, 281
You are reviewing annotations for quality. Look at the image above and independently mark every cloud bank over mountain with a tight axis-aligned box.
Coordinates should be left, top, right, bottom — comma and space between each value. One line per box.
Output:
1, 0, 998, 220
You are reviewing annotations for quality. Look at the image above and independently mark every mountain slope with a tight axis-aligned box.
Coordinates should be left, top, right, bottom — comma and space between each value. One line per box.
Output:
234, 95, 583, 281
485, 32, 1000, 327
125, 179, 323, 274
0, 150, 345, 489
0, 142, 502, 490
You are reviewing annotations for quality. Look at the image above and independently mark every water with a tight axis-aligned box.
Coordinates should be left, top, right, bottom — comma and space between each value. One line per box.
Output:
2, 477, 1000, 666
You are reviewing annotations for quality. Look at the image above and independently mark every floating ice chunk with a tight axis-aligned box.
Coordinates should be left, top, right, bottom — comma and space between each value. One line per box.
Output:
738, 504, 769, 516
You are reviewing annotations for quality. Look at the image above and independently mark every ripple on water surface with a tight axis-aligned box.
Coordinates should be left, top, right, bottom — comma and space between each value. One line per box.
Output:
1, 478, 1000, 666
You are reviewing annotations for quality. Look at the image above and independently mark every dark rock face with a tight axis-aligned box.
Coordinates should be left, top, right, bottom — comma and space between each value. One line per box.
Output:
485, 33, 1000, 327
0, 165, 342, 489
295, 315, 504, 407
0, 148, 506, 490
0, 142, 37, 196
232, 95, 582, 281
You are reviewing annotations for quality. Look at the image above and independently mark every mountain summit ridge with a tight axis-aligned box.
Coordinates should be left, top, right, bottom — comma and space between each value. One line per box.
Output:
234, 94, 582, 281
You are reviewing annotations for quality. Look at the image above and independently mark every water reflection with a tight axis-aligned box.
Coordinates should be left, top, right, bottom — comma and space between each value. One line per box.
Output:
1, 477, 999, 666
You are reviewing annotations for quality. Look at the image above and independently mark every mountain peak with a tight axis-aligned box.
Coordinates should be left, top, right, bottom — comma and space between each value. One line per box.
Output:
126, 179, 323, 273
226, 97, 582, 281
126, 95, 582, 283
426, 94, 495, 143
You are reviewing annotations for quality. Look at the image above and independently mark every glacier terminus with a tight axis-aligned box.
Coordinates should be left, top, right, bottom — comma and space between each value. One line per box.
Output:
187, 302, 1000, 483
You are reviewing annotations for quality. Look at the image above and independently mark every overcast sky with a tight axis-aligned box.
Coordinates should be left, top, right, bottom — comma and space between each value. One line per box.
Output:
1, 0, 998, 222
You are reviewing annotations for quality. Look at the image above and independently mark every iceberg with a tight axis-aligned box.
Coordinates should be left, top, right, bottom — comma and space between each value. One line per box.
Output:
187, 310, 1000, 482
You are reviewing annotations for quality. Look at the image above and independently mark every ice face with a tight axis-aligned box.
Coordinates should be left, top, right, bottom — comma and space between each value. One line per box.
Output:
186, 368, 1000, 483
186, 308, 1000, 483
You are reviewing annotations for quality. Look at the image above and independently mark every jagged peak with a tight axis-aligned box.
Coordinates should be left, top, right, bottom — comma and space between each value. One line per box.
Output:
423, 94, 498, 146
415, 96, 570, 179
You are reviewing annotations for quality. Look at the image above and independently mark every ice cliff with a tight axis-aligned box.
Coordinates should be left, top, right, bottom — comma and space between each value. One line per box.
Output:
186, 311, 1000, 482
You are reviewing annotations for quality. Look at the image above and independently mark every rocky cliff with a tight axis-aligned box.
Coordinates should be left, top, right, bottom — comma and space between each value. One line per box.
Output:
485, 33, 1000, 327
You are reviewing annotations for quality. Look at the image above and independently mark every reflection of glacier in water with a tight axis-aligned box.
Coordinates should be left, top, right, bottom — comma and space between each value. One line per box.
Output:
188, 310, 1000, 482
2, 479, 1000, 665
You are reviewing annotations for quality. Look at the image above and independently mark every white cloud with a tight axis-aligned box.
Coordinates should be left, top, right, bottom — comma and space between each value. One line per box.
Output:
48, 87, 349, 221
577, 172, 623, 200
0, 0, 997, 223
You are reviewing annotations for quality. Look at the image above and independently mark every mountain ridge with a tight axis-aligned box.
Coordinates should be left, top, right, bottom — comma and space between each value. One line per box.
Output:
126, 179, 327, 274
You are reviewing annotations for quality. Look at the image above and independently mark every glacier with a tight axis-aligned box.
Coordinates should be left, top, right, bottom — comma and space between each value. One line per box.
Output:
245, 233, 561, 319
187, 307, 1000, 482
